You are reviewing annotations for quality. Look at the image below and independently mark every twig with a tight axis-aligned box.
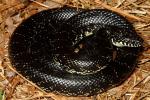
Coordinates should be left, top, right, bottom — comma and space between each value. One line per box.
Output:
22, 94, 55, 100
29, 0, 68, 8
130, 74, 150, 89
137, 91, 150, 100
136, 23, 150, 29
29, 0, 51, 8
115, 0, 126, 8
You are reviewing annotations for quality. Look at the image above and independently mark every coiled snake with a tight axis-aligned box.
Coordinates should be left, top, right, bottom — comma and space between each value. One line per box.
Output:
8, 6, 143, 96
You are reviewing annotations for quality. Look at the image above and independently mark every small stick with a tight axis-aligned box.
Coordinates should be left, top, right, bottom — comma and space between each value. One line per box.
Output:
137, 91, 150, 100
29, 0, 51, 8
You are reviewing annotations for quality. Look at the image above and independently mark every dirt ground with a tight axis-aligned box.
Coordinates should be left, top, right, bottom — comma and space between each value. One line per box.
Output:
0, 0, 150, 100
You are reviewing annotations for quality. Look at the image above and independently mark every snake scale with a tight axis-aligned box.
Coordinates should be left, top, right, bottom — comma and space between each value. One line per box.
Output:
8, 6, 143, 96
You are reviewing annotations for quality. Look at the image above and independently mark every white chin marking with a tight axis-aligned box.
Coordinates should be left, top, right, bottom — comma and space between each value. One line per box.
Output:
111, 39, 141, 47
111, 39, 125, 47
85, 31, 93, 36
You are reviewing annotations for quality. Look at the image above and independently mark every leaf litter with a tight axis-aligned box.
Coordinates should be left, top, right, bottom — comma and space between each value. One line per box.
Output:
0, 0, 149, 100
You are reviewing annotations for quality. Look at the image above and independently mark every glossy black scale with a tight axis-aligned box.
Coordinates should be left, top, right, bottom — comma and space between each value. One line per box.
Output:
8, 6, 143, 96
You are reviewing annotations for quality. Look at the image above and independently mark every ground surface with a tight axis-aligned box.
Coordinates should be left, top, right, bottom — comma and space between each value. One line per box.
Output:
0, 0, 150, 100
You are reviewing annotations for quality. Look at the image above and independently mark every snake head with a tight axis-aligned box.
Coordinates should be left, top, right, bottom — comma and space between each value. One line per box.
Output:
111, 37, 143, 47
105, 27, 143, 48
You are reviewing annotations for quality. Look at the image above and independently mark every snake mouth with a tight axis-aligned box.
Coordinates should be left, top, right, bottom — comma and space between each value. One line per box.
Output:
111, 38, 142, 47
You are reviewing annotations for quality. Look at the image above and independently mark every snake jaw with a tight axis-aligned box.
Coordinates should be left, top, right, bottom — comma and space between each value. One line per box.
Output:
111, 38, 142, 47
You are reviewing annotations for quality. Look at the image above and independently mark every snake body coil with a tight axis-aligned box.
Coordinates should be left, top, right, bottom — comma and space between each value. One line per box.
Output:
8, 7, 143, 96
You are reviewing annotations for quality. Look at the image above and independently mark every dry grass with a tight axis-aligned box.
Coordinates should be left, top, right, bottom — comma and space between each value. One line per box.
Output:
0, 0, 150, 100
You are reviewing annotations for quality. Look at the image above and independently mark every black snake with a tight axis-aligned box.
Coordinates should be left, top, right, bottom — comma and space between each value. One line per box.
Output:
8, 6, 143, 96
